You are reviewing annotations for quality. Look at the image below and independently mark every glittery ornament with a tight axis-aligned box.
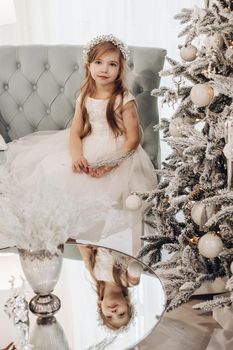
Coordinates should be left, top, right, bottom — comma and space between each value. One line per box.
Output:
191, 202, 216, 228
189, 185, 204, 200
189, 236, 199, 246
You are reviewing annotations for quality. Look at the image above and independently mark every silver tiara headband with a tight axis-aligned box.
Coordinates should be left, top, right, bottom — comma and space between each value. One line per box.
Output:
83, 34, 130, 63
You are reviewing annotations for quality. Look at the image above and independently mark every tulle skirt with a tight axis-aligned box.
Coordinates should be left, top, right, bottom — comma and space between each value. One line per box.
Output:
6, 128, 156, 238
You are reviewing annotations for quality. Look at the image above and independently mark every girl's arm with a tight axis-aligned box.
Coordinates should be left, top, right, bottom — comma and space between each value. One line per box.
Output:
78, 245, 96, 270
69, 102, 89, 173
120, 100, 141, 153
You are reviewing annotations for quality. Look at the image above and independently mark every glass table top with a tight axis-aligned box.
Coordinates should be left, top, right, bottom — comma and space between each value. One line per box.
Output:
0, 243, 166, 350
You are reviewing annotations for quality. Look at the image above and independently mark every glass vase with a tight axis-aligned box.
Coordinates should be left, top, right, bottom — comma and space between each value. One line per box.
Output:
30, 316, 69, 350
18, 245, 64, 317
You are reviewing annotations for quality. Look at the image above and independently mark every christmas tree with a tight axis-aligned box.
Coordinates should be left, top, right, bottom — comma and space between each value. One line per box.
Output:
138, 0, 233, 311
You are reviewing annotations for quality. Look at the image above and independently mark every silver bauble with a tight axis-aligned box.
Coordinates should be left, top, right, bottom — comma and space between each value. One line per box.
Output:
190, 84, 214, 107
198, 233, 223, 259
125, 194, 142, 211
191, 202, 216, 228
180, 45, 198, 62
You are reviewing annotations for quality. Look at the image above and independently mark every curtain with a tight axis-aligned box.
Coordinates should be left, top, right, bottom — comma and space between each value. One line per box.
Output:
0, 0, 204, 55
0, 0, 205, 160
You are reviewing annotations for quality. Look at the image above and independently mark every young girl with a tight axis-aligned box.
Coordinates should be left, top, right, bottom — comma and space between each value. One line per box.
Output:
6, 34, 156, 237
79, 245, 142, 330
68, 34, 156, 198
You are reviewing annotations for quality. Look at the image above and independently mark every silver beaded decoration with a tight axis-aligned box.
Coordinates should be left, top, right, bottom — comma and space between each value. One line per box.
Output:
4, 277, 33, 350
83, 34, 130, 63
90, 149, 135, 169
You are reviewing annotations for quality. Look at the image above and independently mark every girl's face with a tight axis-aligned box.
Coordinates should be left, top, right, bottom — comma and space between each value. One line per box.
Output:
89, 50, 120, 88
101, 291, 130, 328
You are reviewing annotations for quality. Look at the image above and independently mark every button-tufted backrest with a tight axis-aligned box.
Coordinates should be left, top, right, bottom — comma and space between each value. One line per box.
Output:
0, 45, 166, 167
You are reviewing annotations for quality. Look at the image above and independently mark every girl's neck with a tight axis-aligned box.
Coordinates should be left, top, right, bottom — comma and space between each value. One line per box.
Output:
104, 281, 121, 291
92, 84, 115, 99
103, 282, 123, 297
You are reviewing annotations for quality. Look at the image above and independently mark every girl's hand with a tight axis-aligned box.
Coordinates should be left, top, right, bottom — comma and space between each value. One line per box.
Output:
2, 343, 16, 350
89, 165, 116, 178
72, 156, 89, 174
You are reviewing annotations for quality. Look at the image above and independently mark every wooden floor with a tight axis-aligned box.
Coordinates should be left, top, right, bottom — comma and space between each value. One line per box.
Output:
137, 297, 223, 350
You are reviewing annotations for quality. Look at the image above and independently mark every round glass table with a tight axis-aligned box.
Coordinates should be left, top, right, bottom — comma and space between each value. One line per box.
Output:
0, 243, 166, 350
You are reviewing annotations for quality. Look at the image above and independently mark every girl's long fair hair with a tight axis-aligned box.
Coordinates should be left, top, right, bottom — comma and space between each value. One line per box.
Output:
87, 249, 135, 330
97, 280, 133, 330
80, 42, 128, 137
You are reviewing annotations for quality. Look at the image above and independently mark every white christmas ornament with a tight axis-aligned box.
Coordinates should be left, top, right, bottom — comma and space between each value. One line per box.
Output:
198, 233, 223, 259
190, 84, 214, 107
191, 202, 216, 228
230, 261, 233, 274
127, 260, 143, 278
125, 194, 142, 210
180, 45, 198, 62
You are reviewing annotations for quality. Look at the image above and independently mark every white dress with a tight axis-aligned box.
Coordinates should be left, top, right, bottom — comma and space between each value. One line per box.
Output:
6, 92, 156, 238
93, 248, 140, 284
93, 248, 116, 282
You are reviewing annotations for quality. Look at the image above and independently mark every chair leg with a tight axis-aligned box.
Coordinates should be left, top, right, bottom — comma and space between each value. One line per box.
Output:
132, 210, 143, 256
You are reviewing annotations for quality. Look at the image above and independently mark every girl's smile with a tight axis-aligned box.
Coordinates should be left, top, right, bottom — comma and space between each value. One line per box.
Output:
98, 75, 109, 79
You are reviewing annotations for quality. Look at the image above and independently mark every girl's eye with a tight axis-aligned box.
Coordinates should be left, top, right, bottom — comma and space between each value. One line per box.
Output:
95, 60, 101, 64
119, 312, 125, 317
106, 316, 112, 320
110, 63, 117, 67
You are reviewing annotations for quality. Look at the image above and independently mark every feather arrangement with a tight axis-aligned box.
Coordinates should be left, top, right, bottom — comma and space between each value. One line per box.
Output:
0, 165, 113, 253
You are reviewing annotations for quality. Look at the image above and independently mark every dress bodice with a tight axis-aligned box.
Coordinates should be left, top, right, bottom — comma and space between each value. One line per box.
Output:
93, 248, 114, 282
76, 92, 136, 137
93, 248, 129, 282
85, 97, 113, 136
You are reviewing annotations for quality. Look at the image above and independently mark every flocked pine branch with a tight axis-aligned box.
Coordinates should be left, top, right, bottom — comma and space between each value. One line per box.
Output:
138, 0, 233, 313
210, 73, 233, 97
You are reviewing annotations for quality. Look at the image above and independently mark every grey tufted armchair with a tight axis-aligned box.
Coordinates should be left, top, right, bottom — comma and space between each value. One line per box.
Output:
0, 45, 166, 168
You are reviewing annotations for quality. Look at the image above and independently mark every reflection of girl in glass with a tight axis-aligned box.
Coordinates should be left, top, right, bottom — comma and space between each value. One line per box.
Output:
79, 245, 142, 330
